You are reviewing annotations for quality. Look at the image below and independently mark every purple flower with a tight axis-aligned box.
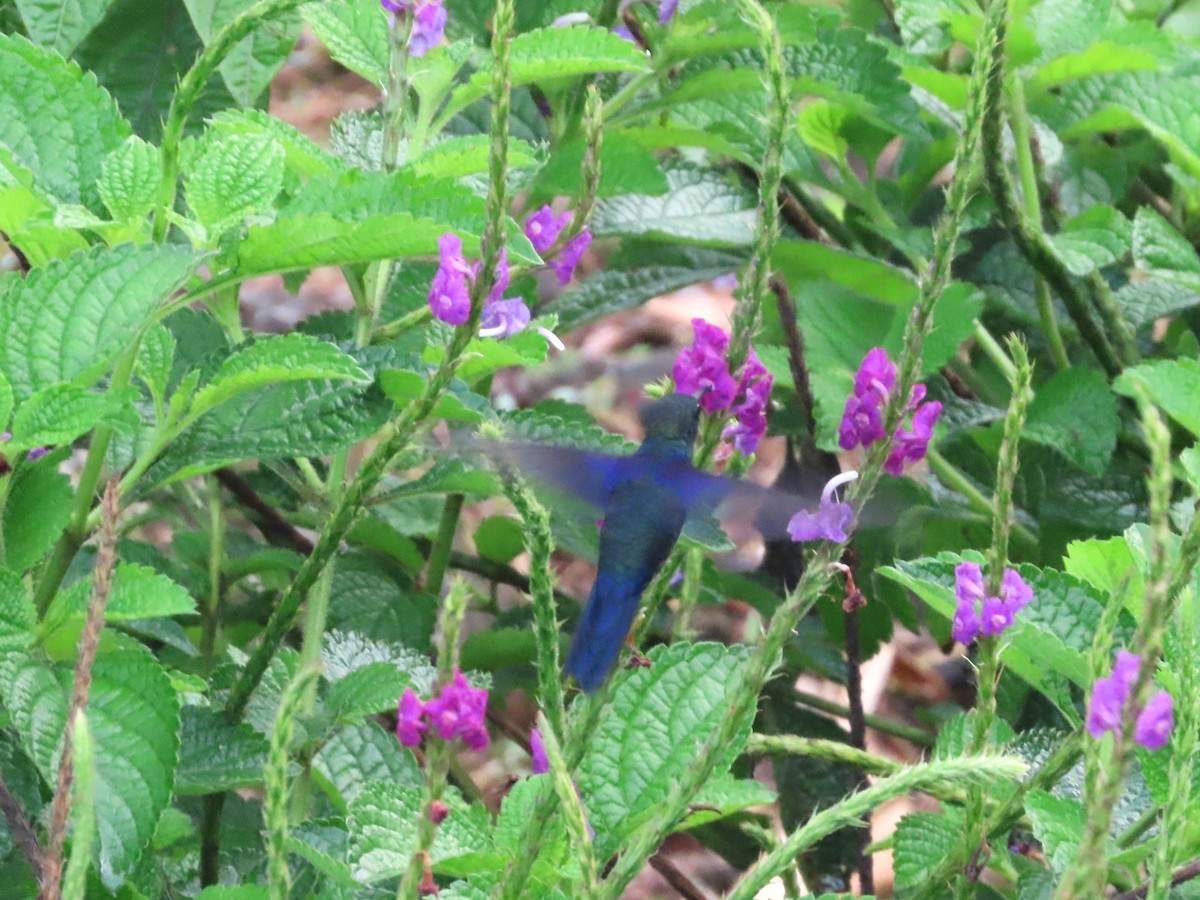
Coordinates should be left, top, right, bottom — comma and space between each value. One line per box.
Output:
788, 471, 857, 543
884, 399, 943, 476
423, 669, 490, 752
26, 447, 48, 462
712, 273, 738, 292
854, 347, 897, 399
524, 205, 571, 256
382, 0, 447, 57
1136, 690, 1174, 751
1087, 650, 1139, 738
673, 319, 738, 414
487, 248, 510, 306
613, 24, 635, 42
722, 350, 773, 456
397, 688, 427, 748
530, 727, 549, 775
480, 298, 531, 338
951, 562, 1032, 644
428, 233, 474, 325
659, 0, 679, 24
550, 231, 592, 285
838, 395, 887, 450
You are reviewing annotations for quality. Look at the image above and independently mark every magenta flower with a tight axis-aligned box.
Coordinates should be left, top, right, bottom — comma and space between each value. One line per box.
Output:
530, 727, 549, 775
673, 319, 738, 414
950, 561, 1032, 644
381, 0, 447, 57
1087, 651, 1174, 750
884, 399, 943, 476
523, 205, 571, 257
423, 669, 490, 752
396, 688, 427, 748
428, 233, 474, 325
1135, 690, 1174, 751
722, 350, 773, 455
550, 231, 592, 285
838, 347, 941, 474
787, 472, 857, 543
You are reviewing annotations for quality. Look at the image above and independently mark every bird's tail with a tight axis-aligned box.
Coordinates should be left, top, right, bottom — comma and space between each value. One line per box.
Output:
565, 567, 645, 693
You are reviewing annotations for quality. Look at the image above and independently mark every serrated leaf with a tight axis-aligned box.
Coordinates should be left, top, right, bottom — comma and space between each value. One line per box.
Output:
893, 0, 957, 55
1024, 367, 1118, 476
98, 136, 160, 225
174, 705, 268, 795
8, 384, 135, 452
184, 0, 301, 106
0, 568, 35, 649
893, 811, 962, 892
534, 133, 668, 199
554, 256, 743, 331
136, 324, 176, 404
0, 243, 198, 403
207, 108, 336, 178
590, 161, 757, 246
287, 820, 355, 888
2, 458, 72, 572
302, 0, 389, 86
348, 783, 493, 882
1049, 205, 1131, 276
687, 773, 775, 828
0, 648, 179, 884
0, 33, 129, 213
1115, 359, 1200, 438
14, 0, 115, 55
325, 662, 408, 724
577, 642, 756, 856
326, 554, 437, 649
443, 26, 650, 122
775, 240, 918, 306
314, 723, 423, 810
1024, 789, 1085, 874
413, 134, 538, 180
380, 369, 492, 424
185, 131, 285, 232
190, 334, 370, 419
1132, 207, 1200, 291
0, 371, 13, 432
1117, 278, 1200, 331
46, 563, 197, 630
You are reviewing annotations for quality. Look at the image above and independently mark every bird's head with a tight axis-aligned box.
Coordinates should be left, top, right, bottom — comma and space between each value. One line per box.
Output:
640, 393, 701, 444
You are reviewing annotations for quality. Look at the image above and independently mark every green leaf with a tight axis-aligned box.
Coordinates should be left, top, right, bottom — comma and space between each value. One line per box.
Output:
8, 384, 135, 452
1117, 278, 1200, 331
893, 0, 956, 55
2, 458, 72, 572
1049, 205, 1131, 276
534, 133, 668, 199
893, 811, 962, 892
185, 131, 285, 233
136, 324, 176, 404
443, 25, 650, 122
302, 0, 389, 86
98, 136, 161, 224
413, 134, 538, 180
1024, 367, 1119, 476
474, 516, 525, 564
687, 773, 776, 828
184, 0, 301, 106
0, 243, 198, 403
326, 554, 437, 649
0, 648, 180, 884
0, 32, 129, 213
14, 0, 115, 55
46, 563, 197, 630
1132, 207, 1200, 291
1115, 359, 1200, 438
774, 240, 918, 307
1024, 789, 1085, 874
577, 642, 756, 856
0, 568, 35, 650
325, 662, 408, 724
380, 369, 492, 424
190, 334, 370, 419
314, 722, 422, 809
0, 371, 14, 432
590, 161, 757, 246
174, 705, 269, 795
554, 252, 743, 331
347, 783, 492, 882
207, 108, 336, 178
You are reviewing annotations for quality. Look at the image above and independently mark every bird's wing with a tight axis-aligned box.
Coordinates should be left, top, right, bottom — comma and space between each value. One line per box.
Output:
457, 437, 636, 510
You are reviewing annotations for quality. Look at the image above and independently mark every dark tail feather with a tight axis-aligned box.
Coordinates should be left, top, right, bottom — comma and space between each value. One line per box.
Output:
565, 568, 645, 693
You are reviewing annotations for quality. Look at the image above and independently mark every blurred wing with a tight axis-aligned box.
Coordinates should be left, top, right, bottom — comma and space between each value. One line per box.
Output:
458, 437, 636, 510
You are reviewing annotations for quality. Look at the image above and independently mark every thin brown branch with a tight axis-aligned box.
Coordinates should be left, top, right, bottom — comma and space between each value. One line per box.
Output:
0, 770, 43, 884
214, 467, 314, 554
769, 277, 817, 437
649, 851, 710, 900
841, 555, 873, 895
1115, 858, 1200, 900
39, 480, 120, 900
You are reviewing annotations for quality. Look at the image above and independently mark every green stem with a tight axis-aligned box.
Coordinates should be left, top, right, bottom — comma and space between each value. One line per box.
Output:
200, 476, 225, 669
672, 546, 703, 641
926, 449, 1038, 552
972, 320, 1017, 382
779, 685, 934, 746
423, 493, 464, 594
152, 0, 308, 241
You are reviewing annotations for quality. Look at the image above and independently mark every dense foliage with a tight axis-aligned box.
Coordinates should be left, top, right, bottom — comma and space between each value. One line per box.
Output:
1, 0, 1200, 897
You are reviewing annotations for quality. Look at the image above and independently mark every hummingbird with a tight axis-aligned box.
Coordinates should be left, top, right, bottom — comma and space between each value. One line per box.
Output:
473, 393, 832, 693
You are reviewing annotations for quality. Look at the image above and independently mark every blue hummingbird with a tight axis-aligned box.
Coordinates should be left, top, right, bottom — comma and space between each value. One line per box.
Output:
475, 393, 831, 693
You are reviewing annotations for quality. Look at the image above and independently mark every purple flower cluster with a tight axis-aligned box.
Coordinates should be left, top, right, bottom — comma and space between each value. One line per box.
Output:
522, 204, 592, 286
838, 348, 942, 476
950, 561, 1033, 644
396, 670, 489, 752
787, 471, 857, 543
380, 0, 447, 57
671, 319, 774, 455
1087, 651, 1174, 751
